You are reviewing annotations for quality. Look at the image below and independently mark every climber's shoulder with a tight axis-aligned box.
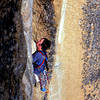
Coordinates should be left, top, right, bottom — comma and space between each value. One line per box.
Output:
32, 51, 44, 59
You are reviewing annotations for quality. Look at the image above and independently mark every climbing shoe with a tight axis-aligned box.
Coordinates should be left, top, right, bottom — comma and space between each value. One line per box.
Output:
41, 87, 47, 92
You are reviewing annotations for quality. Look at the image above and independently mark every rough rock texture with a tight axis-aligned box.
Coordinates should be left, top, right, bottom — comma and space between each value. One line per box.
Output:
32, 0, 56, 40
81, 0, 100, 99
0, 0, 33, 99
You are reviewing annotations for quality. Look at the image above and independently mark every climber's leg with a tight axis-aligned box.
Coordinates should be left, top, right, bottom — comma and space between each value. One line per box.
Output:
38, 70, 47, 92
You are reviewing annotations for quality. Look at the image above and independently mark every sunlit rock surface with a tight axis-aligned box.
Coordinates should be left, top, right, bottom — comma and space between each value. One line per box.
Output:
48, 0, 100, 100
0, 0, 33, 99
48, 0, 84, 100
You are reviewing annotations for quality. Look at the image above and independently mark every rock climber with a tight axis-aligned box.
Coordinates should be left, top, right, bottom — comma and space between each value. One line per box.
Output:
32, 38, 51, 92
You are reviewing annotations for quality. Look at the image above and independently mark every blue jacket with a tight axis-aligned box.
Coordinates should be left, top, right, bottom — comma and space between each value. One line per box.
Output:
32, 50, 48, 75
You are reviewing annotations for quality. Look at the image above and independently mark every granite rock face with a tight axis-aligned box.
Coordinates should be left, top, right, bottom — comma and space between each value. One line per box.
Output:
0, 0, 33, 99
81, 0, 100, 99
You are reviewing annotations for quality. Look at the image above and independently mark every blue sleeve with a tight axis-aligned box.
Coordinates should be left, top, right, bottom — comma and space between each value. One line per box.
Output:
32, 52, 39, 63
32, 52, 44, 64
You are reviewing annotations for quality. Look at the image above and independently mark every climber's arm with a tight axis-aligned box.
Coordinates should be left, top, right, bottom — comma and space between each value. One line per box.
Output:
32, 52, 39, 64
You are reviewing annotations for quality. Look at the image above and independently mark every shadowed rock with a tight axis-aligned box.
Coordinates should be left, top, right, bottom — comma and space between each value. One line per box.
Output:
0, 0, 33, 99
